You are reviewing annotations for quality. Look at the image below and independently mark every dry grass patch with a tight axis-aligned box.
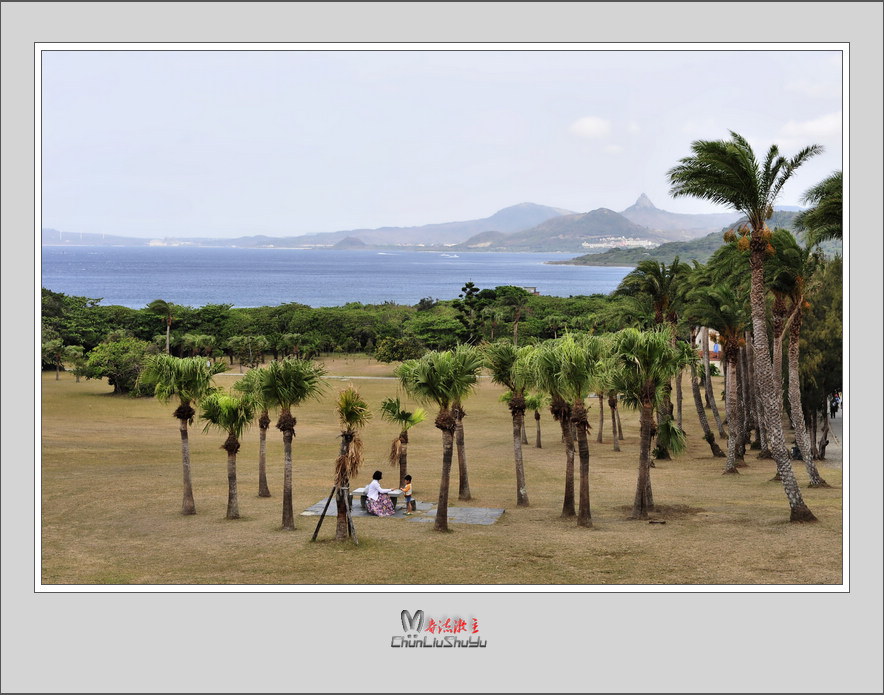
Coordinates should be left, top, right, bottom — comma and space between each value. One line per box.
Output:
40, 365, 843, 586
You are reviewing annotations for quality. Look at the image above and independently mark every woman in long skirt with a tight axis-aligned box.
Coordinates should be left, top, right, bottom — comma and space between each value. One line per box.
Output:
365, 470, 395, 516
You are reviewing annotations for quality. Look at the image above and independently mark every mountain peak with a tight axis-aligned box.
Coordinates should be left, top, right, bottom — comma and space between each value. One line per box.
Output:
633, 193, 656, 209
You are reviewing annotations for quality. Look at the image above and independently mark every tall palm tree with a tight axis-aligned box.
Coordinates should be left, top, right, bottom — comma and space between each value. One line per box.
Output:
687, 283, 751, 474
333, 386, 371, 541
139, 354, 228, 515
794, 170, 842, 247
668, 130, 821, 522
555, 334, 607, 527
147, 299, 175, 354
450, 344, 484, 501
395, 350, 477, 532
609, 327, 684, 519
614, 257, 690, 459
380, 396, 427, 488
682, 330, 725, 458
528, 340, 576, 517
199, 390, 255, 519
771, 233, 830, 487
256, 357, 327, 530
484, 340, 536, 507
233, 368, 273, 497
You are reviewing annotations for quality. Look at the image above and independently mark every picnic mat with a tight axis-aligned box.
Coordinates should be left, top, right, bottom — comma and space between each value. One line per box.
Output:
301, 499, 505, 524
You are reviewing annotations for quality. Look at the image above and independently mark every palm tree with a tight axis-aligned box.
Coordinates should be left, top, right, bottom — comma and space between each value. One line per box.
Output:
147, 299, 175, 354
395, 350, 477, 532
528, 340, 576, 517
139, 354, 228, 515
668, 130, 821, 521
495, 286, 532, 347
199, 390, 255, 519
609, 327, 684, 520
555, 334, 607, 527
233, 368, 273, 497
681, 330, 725, 458
614, 257, 690, 459
769, 232, 830, 487
687, 283, 751, 474
333, 386, 371, 541
380, 396, 427, 488
63, 344, 85, 382
524, 393, 547, 448
450, 344, 484, 501
256, 357, 327, 530
483, 340, 535, 507
795, 170, 842, 247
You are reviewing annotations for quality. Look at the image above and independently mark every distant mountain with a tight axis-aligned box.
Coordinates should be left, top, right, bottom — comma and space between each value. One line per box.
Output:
287, 202, 576, 247
618, 193, 743, 240
456, 208, 662, 253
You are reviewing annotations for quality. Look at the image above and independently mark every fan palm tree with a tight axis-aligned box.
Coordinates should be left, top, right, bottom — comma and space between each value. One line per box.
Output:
668, 130, 821, 521
380, 396, 427, 488
614, 258, 690, 459
527, 340, 576, 517
450, 344, 484, 501
256, 357, 327, 530
233, 368, 273, 497
333, 386, 371, 541
139, 354, 228, 515
200, 390, 255, 519
147, 299, 175, 354
524, 392, 547, 448
395, 350, 477, 532
484, 340, 535, 507
609, 327, 684, 520
556, 333, 607, 527
794, 170, 842, 247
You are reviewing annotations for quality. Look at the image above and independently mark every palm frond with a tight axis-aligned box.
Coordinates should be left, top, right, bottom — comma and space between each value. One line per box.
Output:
335, 386, 371, 431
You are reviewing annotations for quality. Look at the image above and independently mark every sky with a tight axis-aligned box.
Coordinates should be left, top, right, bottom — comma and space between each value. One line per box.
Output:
40, 46, 844, 239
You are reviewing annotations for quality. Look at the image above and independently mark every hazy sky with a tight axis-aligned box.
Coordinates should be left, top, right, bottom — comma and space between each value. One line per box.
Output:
40, 46, 843, 239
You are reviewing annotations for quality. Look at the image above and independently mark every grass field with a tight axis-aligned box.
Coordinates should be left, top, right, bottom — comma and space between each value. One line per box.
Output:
40, 354, 843, 586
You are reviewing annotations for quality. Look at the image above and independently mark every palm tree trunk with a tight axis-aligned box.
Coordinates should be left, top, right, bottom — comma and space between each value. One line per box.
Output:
552, 397, 575, 517
675, 369, 683, 429
335, 437, 351, 541
595, 394, 604, 443
165, 318, 171, 354
691, 362, 725, 457
179, 417, 196, 515
258, 411, 271, 497
616, 404, 624, 440
702, 328, 726, 437
748, 242, 816, 521
631, 400, 655, 520
398, 431, 409, 488
454, 405, 471, 501
723, 351, 741, 475
435, 418, 456, 532
787, 309, 828, 487
534, 411, 542, 448
734, 356, 748, 463
281, 428, 295, 530
521, 421, 528, 444
225, 439, 240, 520
511, 406, 529, 507
608, 395, 621, 452
573, 402, 592, 528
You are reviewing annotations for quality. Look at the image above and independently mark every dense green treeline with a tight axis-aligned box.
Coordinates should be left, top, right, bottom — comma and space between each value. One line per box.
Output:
41, 284, 631, 372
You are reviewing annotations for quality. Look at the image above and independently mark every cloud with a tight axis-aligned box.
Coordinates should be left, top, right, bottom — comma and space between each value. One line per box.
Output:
780, 111, 842, 140
785, 80, 841, 99
627, 120, 640, 134
604, 144, 623, 155
570, 116, 611, 139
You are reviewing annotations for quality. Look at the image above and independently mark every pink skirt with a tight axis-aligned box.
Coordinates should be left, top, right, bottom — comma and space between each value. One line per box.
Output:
366, 493, 395, 517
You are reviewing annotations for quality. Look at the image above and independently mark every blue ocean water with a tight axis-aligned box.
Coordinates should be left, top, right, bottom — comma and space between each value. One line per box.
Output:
40, 246, 632, 309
